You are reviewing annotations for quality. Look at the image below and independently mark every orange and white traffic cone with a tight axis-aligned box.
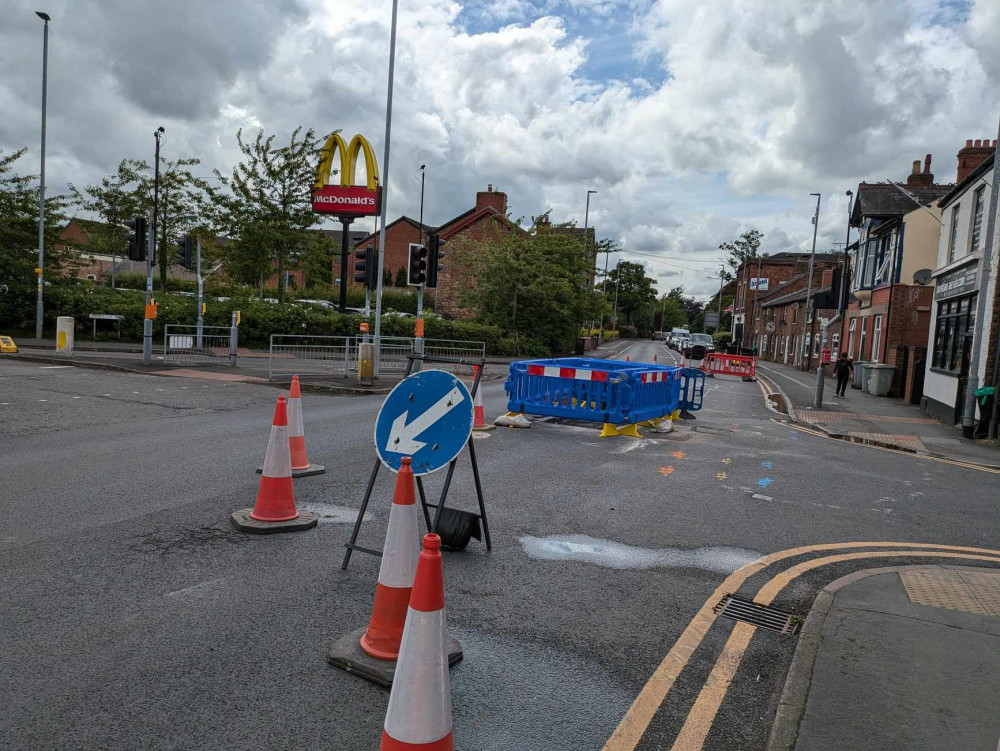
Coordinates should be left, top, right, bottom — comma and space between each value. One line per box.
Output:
361, 457, 421, 660
625, 354, 631, 362
472, 367, 494, 432
287, 375, 325, 477
232, 395, 317, 534
653, 353, 658, 364
380, 533, 454, 751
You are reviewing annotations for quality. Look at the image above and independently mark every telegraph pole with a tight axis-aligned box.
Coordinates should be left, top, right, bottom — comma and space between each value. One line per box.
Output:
34, 11, 50, 340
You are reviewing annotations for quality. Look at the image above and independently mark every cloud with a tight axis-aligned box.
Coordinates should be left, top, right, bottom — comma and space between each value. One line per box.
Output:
2, 0, 998, 302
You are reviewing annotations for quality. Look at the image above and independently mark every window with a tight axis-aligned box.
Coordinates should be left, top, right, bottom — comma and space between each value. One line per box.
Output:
871, 315, 883, 363
932, 295, 977, 373
848, 319, 856, 359
970, 187, 986, 254
86, 274, 97, 280
948, 205, 961, 263
814, 333, 821, 357
805, 333, 811, 355
832, 332, 840, 359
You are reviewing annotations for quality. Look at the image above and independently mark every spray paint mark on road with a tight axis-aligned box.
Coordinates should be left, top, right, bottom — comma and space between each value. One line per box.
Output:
716, 472, 728, 480
659, 466, 675, 476
722, 458, 731, 464
761, 460, 773, 469
758, 477, 773, 489
671, 450, 686, 459
519, 534, 762, 573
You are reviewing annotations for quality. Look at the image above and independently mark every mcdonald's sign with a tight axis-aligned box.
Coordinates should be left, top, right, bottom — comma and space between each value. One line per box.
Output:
312, 132, 381, 217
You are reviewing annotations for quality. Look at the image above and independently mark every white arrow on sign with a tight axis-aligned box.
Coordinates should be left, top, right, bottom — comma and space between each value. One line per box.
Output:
387, 385, 467, 455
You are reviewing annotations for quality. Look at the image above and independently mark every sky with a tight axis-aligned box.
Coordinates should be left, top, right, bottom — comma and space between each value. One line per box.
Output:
1, 0, 999, 298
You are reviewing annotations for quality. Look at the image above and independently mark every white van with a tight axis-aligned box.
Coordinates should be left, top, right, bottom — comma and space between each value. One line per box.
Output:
669, 327, 690, 349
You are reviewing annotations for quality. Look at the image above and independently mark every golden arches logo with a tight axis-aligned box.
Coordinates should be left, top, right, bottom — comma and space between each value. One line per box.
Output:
315, 133, 379, 191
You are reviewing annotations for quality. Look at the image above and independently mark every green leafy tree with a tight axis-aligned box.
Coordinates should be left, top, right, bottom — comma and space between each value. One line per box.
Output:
656, 294, 687, 331
454, 220, 601, 354
604, 261, 658, 335
299, 231, 337, 288
0, 147, 70, 329
207, 128, 326, 300
155, 158, 208, 289
69, 159, 149, 285
719, 229, 763, 280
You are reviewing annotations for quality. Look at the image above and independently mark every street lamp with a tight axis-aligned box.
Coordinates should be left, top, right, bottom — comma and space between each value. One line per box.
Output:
584, 189, 597, 338
804, 193, 821, 371
35, 11, 51, 340
840, 190, 853, 313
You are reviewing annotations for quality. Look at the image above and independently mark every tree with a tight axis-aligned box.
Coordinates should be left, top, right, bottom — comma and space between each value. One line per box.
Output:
156, 158, 208, 289
69, 159, 149, 286
454, 221, 601, 354
299, 231, 337, 288
604, 261, 658, 335
394, 267, 407, 287
657, 295, 687, 331
0, 148, 70, 329
207, 128, 326, 300
666, 285, 704, 326
719, 229, 763, 279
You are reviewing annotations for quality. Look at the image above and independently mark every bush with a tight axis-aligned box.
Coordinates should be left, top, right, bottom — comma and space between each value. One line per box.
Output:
713, 331, 732, 345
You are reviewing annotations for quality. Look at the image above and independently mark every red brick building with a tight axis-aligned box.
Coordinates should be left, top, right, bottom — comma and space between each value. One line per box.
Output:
354, 186, 523, 319
758, 267, 841, 368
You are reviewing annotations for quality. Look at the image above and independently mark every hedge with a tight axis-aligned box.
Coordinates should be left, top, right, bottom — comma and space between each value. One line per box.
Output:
0, 281, 523, 354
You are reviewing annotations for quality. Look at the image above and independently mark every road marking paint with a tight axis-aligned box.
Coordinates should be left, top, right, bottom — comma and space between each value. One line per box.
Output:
602, 542, 1000, 751
101, 393, 111, 397
757, 477, 772, 488
716, 472, 727, 480
761, 460, 773, 469
671, 451, 686, 460
668, 548, 1000, 751
751, 493, 772, 501
659, 466, 675, 476
37, 399, 47, 402
757, 365, 812, 390
73, 396, 82, 399
519, 535, 761, 573
721, 458, 731, 464
1, 402, 9, 406
39, 365, 72, 369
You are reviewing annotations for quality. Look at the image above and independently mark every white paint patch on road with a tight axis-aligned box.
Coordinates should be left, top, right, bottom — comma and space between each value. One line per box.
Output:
519, 534, 761, 573
298, 503, 362, 523
614, 440, 647, 454
39, 365, 73, 369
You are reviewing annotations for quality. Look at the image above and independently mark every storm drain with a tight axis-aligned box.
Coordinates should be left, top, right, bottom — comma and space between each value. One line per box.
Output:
714, 594, 801, 635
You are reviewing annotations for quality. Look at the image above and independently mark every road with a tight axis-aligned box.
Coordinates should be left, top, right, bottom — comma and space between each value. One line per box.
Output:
2, 344, 999, 750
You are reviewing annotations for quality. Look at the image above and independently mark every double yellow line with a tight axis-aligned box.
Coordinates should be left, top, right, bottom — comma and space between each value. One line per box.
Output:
603, 541, 1000, 750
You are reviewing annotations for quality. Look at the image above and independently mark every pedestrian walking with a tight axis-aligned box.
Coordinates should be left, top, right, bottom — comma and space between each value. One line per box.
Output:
833, 354, 853, 397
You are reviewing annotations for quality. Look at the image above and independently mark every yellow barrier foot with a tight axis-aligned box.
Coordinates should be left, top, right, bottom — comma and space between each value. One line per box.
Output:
599, 423, 619, 438
617, 423, 642, 439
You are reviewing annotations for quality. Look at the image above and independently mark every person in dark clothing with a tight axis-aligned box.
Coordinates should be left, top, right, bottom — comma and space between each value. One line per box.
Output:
833, 354, 853, 397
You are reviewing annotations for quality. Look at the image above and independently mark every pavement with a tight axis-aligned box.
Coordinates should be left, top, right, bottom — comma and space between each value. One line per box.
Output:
757, 359, 1000, 468
3, 340, 999, 750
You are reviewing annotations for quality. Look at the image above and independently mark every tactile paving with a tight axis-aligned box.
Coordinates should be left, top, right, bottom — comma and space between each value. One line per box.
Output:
899, 569, 1000, 617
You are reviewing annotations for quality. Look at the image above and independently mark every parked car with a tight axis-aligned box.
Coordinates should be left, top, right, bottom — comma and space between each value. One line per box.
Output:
682, 333, 715, 358
669, 327, 690, 350
652, 331, 665, 341
294, 298, 335, 309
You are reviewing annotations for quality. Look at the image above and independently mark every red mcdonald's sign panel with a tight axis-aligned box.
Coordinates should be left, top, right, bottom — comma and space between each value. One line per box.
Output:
311, 185, 380, 216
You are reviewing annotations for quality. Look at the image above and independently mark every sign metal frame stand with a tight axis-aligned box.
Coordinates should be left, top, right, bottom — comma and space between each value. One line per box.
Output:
342, 353, 491, 570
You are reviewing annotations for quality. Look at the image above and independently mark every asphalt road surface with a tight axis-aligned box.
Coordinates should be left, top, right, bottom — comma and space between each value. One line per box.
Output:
2, 344, 999, 750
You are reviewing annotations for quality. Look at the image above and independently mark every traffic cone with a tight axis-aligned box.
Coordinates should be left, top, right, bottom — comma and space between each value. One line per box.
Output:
380, 533, 454, 751
231, 396, 317, 534
472, 367, 494, 432
625, 354, 631, 362
361, 457, 421, 660
653, 353, 658, 364
287, 375, 325, 476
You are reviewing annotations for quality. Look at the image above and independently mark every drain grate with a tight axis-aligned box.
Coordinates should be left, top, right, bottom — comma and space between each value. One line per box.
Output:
714, 594, 801, 635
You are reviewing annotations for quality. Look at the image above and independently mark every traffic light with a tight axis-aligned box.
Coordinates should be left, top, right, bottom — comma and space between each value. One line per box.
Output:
125, 216, 148, 261
354, 247, 378, 287
407, 243, 427, 286
426, 234, 445, 288
175, 236, 193, 270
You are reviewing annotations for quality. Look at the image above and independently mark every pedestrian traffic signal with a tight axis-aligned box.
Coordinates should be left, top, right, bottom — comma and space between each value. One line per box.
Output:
426, 234, 445, 288
125, 216, 148, 261
175, 236, 193, 270
354, 247, 378, 287
407, 243, 427, 286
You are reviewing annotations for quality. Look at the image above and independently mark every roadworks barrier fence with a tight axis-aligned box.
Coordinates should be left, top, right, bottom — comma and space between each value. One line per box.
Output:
499, 357, 705, 436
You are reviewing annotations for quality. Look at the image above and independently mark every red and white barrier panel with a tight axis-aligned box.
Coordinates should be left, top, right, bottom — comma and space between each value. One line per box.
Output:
527, 364, 609, 382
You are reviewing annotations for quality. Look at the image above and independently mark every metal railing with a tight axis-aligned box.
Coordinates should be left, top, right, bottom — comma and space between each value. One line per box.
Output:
164, 325, 234, 366
268, 334, 486, 381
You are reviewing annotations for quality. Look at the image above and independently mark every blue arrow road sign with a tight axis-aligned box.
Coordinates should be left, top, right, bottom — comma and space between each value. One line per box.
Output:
374, 369, 474, 475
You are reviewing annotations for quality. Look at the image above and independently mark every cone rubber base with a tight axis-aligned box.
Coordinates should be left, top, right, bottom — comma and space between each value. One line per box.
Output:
230, 509, 318, 534
326, 626, 463, 688
256, 464, 326, 478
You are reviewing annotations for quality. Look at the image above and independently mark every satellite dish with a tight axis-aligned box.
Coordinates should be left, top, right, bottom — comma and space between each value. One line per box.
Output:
913, 268, 932, 286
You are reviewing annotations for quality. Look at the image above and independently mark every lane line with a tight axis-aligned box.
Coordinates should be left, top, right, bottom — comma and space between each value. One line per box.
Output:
757, 364, 812, 390
603, 541, 1000, 751
669, 549, 1000, 751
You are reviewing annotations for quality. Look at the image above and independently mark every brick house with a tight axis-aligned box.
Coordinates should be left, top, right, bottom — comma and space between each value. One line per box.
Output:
921, 141, 999, 424
354, 186, 523, 319
736, 251, 841, 353
55, 218, 118, 281
843, 154, 953, 400
758, 267, 840, 368
350, 217, 428, 292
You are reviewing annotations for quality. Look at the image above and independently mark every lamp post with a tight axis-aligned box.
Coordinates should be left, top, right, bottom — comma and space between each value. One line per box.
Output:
372, 0, 400, 377
612, 259, 621, 338
584, 189, 596, 337
804, 193, 821, 371
143, 127, 164, 366
34, 11, 50, 340
840, 190, 853, 313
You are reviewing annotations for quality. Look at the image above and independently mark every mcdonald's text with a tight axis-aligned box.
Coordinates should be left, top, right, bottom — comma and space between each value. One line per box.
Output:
312, 185, 380, 216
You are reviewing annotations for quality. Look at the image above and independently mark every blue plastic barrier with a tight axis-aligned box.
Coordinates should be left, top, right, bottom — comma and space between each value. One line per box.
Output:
504, 358, 690, 426
679, 367, 706, 412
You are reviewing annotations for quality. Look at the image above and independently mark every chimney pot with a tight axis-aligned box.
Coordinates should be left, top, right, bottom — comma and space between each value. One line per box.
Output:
966, 139, 974, 148
487, 184, 492, 192
923, 154, 932, 173
911, 160, 921, 175
974, 140, 981, 147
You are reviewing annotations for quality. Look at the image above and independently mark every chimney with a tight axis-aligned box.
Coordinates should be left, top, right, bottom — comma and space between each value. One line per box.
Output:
476, 185, 507, 215
906, 154, 935, 188
821, 268, 834, 288
956, 138, 996, 184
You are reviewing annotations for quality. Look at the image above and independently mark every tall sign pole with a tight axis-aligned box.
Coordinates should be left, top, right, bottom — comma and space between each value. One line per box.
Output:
804, 193, 821, 371
373, 0, 400, 377
338, 216, 353, 313
35, 12, 50, 340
